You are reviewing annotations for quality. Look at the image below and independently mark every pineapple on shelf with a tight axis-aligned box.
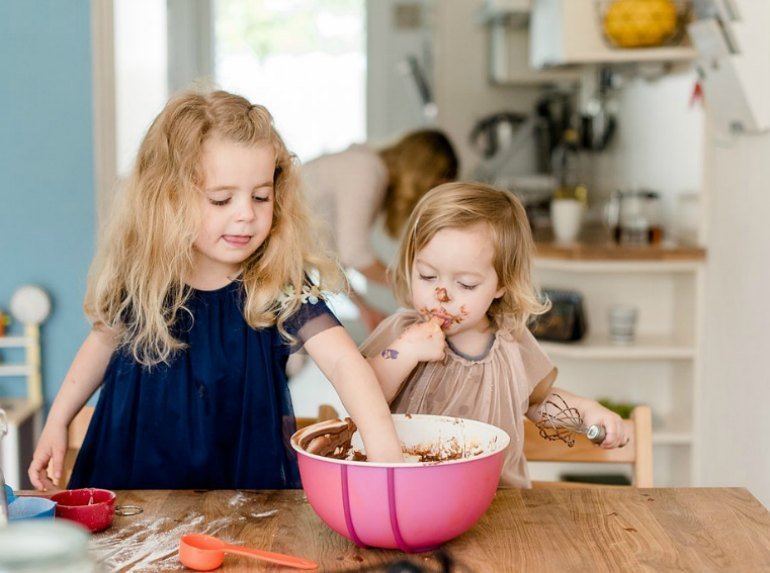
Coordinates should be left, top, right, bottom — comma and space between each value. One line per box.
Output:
602, 0, 681, 48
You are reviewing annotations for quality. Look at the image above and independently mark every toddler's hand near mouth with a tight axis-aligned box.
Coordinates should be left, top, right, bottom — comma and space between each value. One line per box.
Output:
397, 317, 447, 363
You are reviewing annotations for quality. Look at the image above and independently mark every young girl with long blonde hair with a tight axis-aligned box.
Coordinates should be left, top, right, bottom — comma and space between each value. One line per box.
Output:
29, 89, 402, 491
362, 182, 627, 487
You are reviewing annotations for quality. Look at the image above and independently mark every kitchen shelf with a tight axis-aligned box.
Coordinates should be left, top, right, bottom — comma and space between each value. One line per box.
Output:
0, 365, 33, 377
535, 256, 702, 274
540, 335, 695, 360
534, 238, 704, 487
530, 0, 697, 68
534, 221, 706, 266
534, 228, 706, 272
0, 326, 42, 405
0, 336, 29, 348
0, 323, 44, 489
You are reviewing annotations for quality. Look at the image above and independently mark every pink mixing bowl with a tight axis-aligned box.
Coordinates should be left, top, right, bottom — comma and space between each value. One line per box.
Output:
291, 414, 510, 552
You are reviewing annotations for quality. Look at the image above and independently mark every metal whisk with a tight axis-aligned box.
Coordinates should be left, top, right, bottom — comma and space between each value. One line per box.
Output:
535, 393, 606, 447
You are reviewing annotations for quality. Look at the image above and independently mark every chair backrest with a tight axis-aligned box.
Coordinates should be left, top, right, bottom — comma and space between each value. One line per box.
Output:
58, 405, 95, 488
296, 404, 339, 430
524, 405, 653, 487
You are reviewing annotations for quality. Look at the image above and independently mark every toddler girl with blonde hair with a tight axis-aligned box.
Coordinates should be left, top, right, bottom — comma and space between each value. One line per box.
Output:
362, 182, 627, 487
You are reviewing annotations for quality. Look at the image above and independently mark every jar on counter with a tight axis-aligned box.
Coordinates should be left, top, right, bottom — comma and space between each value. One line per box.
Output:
605, 189, 664, 245
642, 191, 664, 244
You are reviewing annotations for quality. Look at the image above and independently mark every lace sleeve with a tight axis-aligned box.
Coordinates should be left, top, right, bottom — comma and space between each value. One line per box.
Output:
284, 297, 341, 353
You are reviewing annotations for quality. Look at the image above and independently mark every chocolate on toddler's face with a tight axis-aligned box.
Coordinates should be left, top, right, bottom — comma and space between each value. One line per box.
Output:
410, 223, 505, 336
418, 305, 468, 331
435, 287, 450, 303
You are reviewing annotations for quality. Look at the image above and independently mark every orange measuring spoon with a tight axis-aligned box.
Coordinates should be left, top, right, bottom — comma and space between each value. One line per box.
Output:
179, 533, 318, 570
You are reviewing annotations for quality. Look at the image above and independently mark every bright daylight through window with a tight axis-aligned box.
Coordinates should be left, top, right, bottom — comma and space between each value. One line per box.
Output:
214, 0, 366, 162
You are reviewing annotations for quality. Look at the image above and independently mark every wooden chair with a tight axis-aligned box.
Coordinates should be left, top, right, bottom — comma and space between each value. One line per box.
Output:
57, 405, 95, 488
524, 405, 653, 488
295, 404, 339, 430
56, 403, 339, 487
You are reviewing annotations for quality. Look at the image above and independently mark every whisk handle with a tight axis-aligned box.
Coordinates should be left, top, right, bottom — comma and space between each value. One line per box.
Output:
586, 425, 606, 444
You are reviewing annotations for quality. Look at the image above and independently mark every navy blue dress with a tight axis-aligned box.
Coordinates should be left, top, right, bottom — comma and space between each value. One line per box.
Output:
69, 280, 340, 490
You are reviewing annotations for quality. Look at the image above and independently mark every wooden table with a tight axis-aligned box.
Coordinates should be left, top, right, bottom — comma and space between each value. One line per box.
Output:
89, 488, 770, 572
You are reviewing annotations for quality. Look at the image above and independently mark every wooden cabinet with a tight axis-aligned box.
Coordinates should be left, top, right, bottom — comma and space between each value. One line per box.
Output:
531, 242, 705, 487
0, 326, 43, 489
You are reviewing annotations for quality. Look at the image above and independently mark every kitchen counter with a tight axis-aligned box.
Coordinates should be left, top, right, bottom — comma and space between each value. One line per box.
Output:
533, 225, 706, 261
535, 239, 706, 261
85, 487, 770, 572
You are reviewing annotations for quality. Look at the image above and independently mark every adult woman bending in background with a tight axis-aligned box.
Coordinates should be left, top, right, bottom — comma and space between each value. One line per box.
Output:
301, 129, 458, 333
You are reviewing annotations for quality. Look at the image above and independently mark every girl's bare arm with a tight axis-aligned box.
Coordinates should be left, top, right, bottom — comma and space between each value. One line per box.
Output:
304, 325, 404, 462
28, 327, 117, 489
367, 317, 445, 402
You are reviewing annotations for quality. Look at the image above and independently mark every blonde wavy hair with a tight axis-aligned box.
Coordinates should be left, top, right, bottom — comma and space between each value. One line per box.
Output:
380, 129, 458, 239
86, 89, 342, 366
391, 182, 549, 335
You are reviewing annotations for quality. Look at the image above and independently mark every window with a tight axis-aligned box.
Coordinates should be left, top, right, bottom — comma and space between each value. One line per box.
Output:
93, 0, 366, 218
114, 0, 168, 177
214, 0, 366, 162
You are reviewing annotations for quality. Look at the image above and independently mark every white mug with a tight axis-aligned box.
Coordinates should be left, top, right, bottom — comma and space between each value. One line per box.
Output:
550, 199, 583, 244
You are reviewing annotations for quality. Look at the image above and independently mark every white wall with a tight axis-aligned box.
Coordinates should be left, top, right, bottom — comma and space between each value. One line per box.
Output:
574, 62, 770, 505
693, 0, 770, 507
697, 128, 770, 507
367, 0, 543, 177
589, 69, 704, 231
433, 1, 542, 177
366, 0, 436, 142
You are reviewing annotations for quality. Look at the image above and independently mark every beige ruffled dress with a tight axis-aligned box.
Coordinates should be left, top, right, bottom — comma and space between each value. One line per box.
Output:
360, 310, 556, 488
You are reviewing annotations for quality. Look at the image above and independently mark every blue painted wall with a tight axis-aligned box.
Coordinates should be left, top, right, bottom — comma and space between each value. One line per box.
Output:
0, 1, 94, 404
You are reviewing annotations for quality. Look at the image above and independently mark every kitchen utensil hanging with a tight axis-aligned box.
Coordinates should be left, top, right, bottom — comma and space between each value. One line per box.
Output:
469, 111, 528, 159
580, 67, 617, 152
